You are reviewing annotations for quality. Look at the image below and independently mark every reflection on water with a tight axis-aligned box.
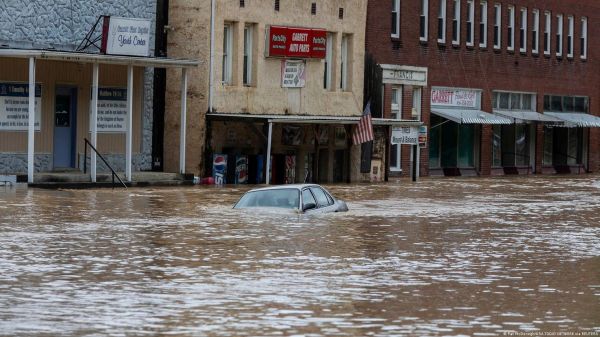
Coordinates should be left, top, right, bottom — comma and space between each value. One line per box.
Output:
0, 176, 599, 336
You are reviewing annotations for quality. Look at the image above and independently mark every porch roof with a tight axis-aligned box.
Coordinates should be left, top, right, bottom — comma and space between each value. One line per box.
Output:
494, 110, 564, 124
431, 108, 512, 125
544, 112, 600, 128
0, 48, 198, 68
206, 113, 422, 127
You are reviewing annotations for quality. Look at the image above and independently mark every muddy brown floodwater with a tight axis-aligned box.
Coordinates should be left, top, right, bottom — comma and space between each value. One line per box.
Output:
0, 175, 599, 336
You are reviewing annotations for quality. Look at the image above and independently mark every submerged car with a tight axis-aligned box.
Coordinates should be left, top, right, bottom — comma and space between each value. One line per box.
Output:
233, 184, 349, 213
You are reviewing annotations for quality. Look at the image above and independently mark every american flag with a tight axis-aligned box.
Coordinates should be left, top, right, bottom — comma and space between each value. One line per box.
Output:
352, 101, 374, 145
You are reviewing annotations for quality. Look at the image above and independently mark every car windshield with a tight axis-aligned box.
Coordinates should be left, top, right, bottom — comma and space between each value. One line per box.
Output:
234, 189, 300, 209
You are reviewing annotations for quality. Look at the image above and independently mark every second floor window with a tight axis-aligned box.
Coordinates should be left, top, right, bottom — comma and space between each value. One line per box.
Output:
420, 0, 429, 41
567, 16, 574, 58
556, 14, 563, 57
438, 0, 447, 43
392, 0, 400, 38
507, 6, 515, 51
222, 23, 233, 85
520, 8, 527, 53
466, 0, 474, 46
532, 9, 539, 54
581, 17, 588, 60
340, 34, 350, 91
324, 33, 333, 90
493, 3, 501, 49
243, 25, 253, 86
479, 1, 487, 48
544, 11, 551, 55
452, 0, 460, 44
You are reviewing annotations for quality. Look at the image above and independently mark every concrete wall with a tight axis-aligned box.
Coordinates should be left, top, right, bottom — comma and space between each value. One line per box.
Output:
0, 0, 157, 173
165, 0, 367, 177
366, 0, 600, 175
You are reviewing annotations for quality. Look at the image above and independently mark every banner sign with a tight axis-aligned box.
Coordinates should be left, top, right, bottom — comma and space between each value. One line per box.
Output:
0, 83, 42, 131
102, 16, 151, 57
266, 25, 327, 59
93, 88, 127, 133
281, 60, 306, 88
431, 88, 478, 108
391, 126, 419, 145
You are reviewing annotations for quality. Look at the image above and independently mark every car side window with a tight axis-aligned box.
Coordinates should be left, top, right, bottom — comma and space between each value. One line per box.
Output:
310, 187, 332, 207
302, 189, 317, 207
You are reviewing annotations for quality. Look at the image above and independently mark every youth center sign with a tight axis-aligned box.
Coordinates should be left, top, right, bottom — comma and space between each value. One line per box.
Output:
101, 16, 151, 57
0, 83, 42, 131
266, 26, 327, 59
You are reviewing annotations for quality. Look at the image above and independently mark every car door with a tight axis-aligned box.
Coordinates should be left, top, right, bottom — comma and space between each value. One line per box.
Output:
309, 186, 336, 213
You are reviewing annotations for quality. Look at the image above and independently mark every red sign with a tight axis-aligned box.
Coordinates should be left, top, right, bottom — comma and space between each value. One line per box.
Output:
266, 26, 327, 59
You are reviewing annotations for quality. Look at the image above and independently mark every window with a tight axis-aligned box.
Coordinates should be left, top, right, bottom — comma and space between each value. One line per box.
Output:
302, 189, 317, 207
479, 1, 488, 48
239, 0, 245, 7
412, 87, 422, 120
519, 8, 527, 53
390, 87, 402, 172
466, 0, 474, 46
493, 92, 536, 111
311, 2, 317, 15
543, 95, 589, 113
438, 0, 447, 43
340, 34, 349, 91
243, 25, 253, 86
339, 7, 344, 19
544, 11, 551, 55
310, 187, 333, 207
420, 0, 429, 41
532, 9, 539, 54
567, 15, 574, 58
507, 5, 515, 51
556, 14, 563, 57
324, 33, 333, 90
274, 0, 280, 11
452, 0, 460, 44
581, 17, 588, 59
222, 23, 233, 85
493, 3, 501, 49
392, 0, 400, 38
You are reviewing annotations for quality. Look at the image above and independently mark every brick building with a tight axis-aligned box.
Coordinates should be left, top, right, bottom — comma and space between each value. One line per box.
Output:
366, 0, 600, 178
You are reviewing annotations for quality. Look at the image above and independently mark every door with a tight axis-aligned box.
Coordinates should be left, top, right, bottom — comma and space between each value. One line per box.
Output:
53, 87, 77, 169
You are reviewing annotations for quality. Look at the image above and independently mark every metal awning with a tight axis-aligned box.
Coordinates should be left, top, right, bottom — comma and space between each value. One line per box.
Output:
206, 113, 422, 127
544, 112, 600, 127
494, 110, 564, 124
431, 108, 512, 125
0, 48, 198, 68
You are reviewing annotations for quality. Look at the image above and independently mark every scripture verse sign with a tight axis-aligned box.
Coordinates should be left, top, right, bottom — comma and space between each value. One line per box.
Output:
0, 83, 42, 131
92, 88, 127, 133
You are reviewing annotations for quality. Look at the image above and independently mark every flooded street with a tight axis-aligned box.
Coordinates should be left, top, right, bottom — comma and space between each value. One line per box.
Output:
1, 176, 599, 336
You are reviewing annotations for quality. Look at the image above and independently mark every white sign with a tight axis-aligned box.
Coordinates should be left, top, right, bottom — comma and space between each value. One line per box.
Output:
391, 126, 419, 145
381, 64, 428, 86
93, 88, 127, 133
281, 60, 306, 88
104, 17, 151, 57
431, 88, 478, 108
0, 83, 41, 131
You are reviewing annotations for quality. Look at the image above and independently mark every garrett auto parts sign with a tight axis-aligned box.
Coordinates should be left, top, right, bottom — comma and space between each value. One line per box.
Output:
266, 26, 327, 59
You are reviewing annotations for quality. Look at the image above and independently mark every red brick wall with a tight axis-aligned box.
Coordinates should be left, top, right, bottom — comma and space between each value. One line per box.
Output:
366, 0, 600, 174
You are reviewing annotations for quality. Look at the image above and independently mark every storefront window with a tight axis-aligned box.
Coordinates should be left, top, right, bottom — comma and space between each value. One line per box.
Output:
543, 126, 553, 166
390, 88, 402, 171
515, 124, 529, 166
567, 128, 582, 165
458, 125, 474, 167
492, 125, 502, 167
429, 115, 442, 168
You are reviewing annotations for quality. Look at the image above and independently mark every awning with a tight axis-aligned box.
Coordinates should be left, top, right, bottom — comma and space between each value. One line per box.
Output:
544, 112, 600, 127
431, 108, 512, 125
0, 48, 199, 68
494, 110, 564, 124
206, 113, 422, 127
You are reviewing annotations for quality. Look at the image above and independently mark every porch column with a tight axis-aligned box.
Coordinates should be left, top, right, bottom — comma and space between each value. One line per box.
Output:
265, 122, 273, 184
27, 57, 35, 183
179, 68, 188, 174
125, 65, 133, 182
90, 63, 99, 182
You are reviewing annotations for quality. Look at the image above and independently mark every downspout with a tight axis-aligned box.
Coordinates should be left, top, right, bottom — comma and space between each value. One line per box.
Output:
208, 0, 215, 113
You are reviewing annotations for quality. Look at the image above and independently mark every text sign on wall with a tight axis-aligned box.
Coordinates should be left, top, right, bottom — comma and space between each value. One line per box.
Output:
391, 126, 419, 145
431, 88, 478, 108
281, 60, 306, 88
92, 88, 127, 133
381, 65, 428, 86
0, 83, 42, 131
102, 16, 151, 57
266, 26, 327, 59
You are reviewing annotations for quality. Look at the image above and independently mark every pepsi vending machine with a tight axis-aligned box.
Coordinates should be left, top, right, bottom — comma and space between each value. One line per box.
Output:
212, 154, 227, 185
235, 155, 248, 184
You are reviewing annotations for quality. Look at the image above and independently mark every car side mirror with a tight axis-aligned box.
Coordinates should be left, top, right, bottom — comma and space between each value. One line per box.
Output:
302, 202, 317, 211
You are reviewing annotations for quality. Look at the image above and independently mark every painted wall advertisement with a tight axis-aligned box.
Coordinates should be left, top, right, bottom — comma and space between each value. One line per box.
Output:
93, 88, 127, 133
266, 26, 327, 59
102, 16, 151, 57
391, 126, 419, 145
0, 83, 42, 131
281, 60, 306, 88
431, 88, 478, 108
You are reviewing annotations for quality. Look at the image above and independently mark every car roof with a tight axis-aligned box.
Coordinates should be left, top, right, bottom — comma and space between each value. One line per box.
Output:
245, 184, 323, 193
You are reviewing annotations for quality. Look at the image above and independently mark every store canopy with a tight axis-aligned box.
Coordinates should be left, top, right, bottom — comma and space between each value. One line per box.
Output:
431, 108, 511, 125
544, 112, 600, 127
206, 113, 422, 127
494, 110, 564, 124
